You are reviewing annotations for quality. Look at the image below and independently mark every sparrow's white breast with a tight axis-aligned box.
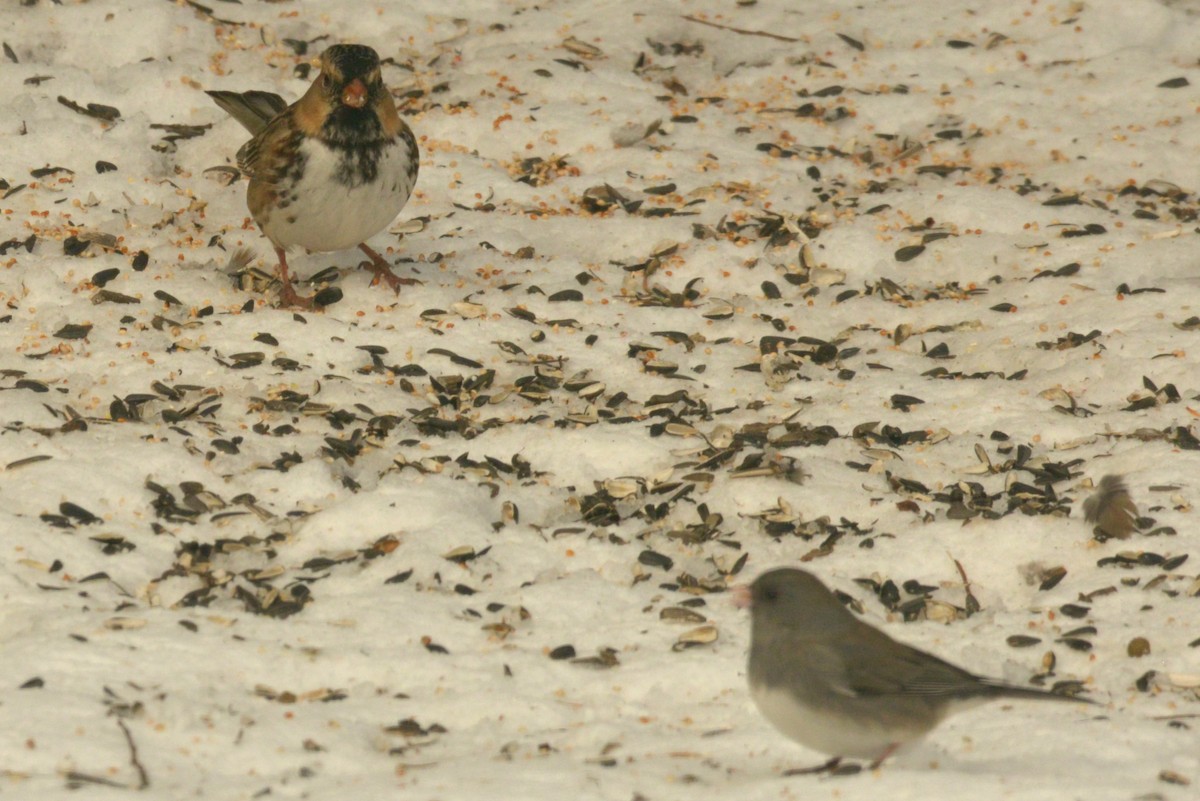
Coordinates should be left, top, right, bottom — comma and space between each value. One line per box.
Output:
264, 136, 415, 254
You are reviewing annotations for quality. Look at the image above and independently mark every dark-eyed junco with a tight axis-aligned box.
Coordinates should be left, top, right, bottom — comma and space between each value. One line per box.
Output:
741, 567, 1092, 771
208, 44, 419, 308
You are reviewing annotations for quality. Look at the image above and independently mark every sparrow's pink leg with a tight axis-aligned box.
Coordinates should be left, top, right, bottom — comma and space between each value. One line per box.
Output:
358, 243, 419, 293
867, 743, 900, 770
274, 247, 315, 309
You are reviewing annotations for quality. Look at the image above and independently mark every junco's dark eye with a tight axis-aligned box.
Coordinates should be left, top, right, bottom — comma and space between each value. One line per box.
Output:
763, 587, 778, 602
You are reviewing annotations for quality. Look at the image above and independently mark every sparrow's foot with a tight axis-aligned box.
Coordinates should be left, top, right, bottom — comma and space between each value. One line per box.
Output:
783, 757, 846, 776
277, 281, 315, 309
358, 243, 420, 293
274, 247, 315, 309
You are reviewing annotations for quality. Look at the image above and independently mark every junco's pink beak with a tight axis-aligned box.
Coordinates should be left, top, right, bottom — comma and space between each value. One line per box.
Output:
342, 78, 367, 108
731, 584, 752, 609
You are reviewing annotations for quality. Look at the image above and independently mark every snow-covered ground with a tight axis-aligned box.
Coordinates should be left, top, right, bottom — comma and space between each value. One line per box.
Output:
2, 1, 1199, 798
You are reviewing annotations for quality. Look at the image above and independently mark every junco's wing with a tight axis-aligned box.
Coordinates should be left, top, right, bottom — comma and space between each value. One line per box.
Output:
835, 636, 1017, 700
838, 619, 1091, 704
760, 623, 983, 701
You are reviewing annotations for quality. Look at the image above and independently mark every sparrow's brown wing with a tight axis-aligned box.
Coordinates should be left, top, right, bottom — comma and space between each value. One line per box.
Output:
233, 112, 303, 185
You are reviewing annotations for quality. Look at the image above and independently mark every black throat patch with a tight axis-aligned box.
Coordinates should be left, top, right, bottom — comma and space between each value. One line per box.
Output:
321, 107, 391, 187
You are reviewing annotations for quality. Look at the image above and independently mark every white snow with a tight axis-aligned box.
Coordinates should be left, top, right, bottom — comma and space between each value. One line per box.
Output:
1, 1, 1199, 799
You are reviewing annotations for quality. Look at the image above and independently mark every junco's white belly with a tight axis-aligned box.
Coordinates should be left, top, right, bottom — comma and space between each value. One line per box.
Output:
267, 137, 415, 253
750, 683, 928, 760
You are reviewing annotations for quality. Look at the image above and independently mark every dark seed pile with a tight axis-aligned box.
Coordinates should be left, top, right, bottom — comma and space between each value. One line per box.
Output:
1, 0, 1198, 797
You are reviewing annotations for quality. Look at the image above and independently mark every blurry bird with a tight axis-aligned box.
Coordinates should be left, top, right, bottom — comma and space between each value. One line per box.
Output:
1082, 474, 1138, 540
208, 44, 419, 308
741, 567, 1092, 772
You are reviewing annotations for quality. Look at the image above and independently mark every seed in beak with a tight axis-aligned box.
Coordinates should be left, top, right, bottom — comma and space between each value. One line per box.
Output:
342, 79, 367, 108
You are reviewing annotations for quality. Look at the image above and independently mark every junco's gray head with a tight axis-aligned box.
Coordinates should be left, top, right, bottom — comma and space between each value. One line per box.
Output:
744, 567, 1092, 770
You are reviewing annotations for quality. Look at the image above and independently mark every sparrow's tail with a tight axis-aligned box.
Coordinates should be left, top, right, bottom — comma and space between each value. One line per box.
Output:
206, 90, 288, 135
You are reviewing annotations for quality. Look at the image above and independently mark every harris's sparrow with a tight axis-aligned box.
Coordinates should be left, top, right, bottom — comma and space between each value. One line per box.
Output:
207, 44, 419, 308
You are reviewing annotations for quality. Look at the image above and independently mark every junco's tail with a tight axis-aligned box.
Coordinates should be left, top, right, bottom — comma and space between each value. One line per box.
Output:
983, 679, 1095, 705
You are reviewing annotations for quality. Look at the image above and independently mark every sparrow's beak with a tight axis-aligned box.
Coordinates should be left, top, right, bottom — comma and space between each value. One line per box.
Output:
342, 78, 367, 109
731, 584, 752, 609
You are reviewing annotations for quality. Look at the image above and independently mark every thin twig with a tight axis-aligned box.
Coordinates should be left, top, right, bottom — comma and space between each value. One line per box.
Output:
65, 771, 124, 788
681, 14, 800, 43
953, 557, 981, 617
117, 719, 149, 790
